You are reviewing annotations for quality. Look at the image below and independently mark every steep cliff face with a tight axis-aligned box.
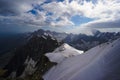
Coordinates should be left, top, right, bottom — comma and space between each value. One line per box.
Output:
2, 34, 61, 80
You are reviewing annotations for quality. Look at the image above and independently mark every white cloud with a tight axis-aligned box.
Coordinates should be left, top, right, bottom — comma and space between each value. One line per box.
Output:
41, 0, 120, 28
50, 16, 74, 27
0, 0, 120, 33
80, 18, 120, 28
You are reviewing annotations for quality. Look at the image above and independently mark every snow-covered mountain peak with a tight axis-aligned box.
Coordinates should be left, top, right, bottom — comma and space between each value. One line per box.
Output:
45, 43, 83, 63
61, 43, 71, 48
54, 43, 73, 52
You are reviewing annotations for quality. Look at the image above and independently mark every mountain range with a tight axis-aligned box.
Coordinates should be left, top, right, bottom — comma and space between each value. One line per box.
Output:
0, 29, 120, 55
24, 29, 120, 51
0, 29, 120, 80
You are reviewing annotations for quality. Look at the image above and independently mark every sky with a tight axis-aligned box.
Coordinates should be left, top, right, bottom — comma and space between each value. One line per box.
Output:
0, 0, 120, 34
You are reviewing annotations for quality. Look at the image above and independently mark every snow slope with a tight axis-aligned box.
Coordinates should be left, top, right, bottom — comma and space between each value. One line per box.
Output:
43, 38, 120, 80
45, 43, 83, 63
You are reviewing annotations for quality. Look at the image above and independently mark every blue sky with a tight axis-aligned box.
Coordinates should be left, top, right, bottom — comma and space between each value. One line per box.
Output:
0, 0, 120, 34
71, 15, 93, 26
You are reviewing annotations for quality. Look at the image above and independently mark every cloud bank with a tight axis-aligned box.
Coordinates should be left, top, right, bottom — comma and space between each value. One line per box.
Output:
0, 0, 120, 33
